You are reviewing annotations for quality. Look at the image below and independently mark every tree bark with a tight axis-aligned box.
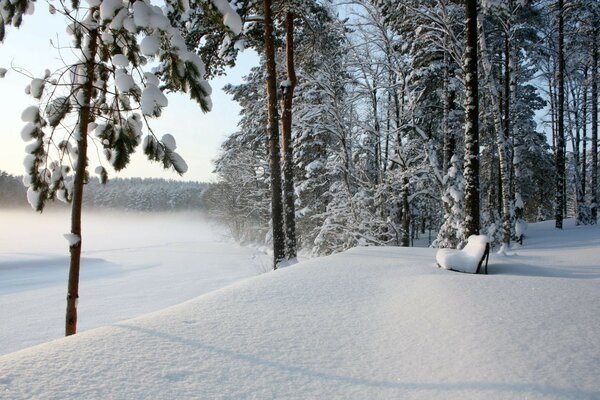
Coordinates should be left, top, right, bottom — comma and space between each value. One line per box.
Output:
281, 11, 297, 260
555, 0, 565, 229
477, 15, 512, 248
592, 32, 598, 224
582, 67, 587, 200
463, 0, 480, 240
66, 28, 98, 336
263, 0, 286, 268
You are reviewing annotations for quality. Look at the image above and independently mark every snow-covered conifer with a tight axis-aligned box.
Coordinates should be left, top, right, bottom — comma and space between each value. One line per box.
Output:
13, 0, 238, 335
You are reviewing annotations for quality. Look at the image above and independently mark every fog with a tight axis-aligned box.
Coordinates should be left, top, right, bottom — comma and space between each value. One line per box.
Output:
0, 209, 268, 355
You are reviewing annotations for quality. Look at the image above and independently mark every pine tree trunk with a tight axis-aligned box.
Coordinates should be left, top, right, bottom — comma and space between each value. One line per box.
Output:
478, 16, 512, 248
592, 33, 598, 224
263, 0, 285, 269
555, 0, 565, 229
582, 67, 587, 200
442, 55, 456, 175
503, 33, 514, 245
463, 0, 480, 240
281, 11, 297, 260
66, 28, 98, 336
571, 84, 586, 225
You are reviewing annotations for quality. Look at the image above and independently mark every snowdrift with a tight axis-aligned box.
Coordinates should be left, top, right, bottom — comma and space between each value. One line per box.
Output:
0, 220, 599, 399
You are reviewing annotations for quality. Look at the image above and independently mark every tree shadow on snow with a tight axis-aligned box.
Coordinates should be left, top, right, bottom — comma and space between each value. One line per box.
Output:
488, 261, 600, 280
115, 323, 600, 399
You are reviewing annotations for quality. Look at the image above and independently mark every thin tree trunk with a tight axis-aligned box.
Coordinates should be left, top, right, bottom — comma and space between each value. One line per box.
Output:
263, 0, 285, 268
570, 83, 586, 225
463, 0, 480, 240
582, 67, 588, 200
592, 33, 598, 224
442, 53, 456, 174
478, 15, 511, 248
555, 0, 565, 229
281, 10, 297, 260
66, 28, 98, 336
401, 177, 410, 247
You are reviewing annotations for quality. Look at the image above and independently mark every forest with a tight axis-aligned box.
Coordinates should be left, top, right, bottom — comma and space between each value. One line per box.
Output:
1, 0, 598, 287
203, 0, 598, 264
0, 170, 207, 211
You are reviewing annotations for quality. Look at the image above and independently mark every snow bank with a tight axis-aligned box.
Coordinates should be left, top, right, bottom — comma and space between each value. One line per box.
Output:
1, 220, 600, 399
436, 234, 488, 273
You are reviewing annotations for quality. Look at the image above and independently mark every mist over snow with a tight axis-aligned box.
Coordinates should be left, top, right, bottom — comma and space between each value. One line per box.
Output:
0, 209, 269, 355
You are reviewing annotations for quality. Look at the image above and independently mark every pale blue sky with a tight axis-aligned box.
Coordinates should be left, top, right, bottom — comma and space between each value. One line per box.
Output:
0, 7, 257, 183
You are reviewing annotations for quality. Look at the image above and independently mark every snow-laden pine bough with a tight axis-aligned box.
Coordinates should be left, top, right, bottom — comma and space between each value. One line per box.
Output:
435, 235, 490, 274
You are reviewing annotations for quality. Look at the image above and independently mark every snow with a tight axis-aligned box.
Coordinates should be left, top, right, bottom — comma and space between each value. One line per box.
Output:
0, 210, 267, 355
140, 35, 160, 56
170, 151, 188, 173
29, 78, 45, 99
20, 123, 37, 141
143, 72, 159, 86
132, 1, 152, 28
63, 233, 81, 247
436, 234, 489, 273
0, 218, 599, 399
100, 0, 123, 21
114, 70, 135, 92
25, 187, 40, 209
211, 0, 243, 35
111, 54, 130, 68
515, 220, 527, 237
161, 133, 176, 151
141, 84, 168, 115
100, 32, 114, 44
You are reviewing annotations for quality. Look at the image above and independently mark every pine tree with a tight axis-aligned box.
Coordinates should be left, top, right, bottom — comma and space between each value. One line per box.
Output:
17, 0, 230, 335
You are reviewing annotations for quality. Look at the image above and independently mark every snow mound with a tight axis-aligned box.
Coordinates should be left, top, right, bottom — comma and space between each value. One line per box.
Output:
436, 234, 488, 273
2, 220, 600, 399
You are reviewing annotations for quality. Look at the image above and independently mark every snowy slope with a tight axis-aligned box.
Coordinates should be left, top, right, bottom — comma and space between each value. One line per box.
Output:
0, 210, 268, 355
0, 219, 599, 399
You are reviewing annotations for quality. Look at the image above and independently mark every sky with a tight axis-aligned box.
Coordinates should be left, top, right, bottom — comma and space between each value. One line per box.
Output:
0, 7, 257, 183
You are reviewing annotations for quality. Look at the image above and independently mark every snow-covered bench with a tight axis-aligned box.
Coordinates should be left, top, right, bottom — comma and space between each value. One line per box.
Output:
436, 235, 490, 274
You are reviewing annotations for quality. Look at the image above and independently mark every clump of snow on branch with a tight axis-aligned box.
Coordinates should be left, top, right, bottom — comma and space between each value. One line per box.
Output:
17, 0, 220, 211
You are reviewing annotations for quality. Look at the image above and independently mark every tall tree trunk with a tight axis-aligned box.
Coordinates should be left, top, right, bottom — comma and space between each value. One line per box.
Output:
281, 11, 297, 260
570, 83, 586, 225
263, 0, 285, 268
478, 15, 511, 248
442, 53, 456, 175
463, 0, 480, 240
582, 67, 588, 200
592, 33, 598, 224
555, 0, 565, 229
66, 28, 98, 336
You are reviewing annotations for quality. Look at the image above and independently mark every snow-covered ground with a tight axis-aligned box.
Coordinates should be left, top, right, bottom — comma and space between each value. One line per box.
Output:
0, 217, 599, 399
0, 209, 268, 355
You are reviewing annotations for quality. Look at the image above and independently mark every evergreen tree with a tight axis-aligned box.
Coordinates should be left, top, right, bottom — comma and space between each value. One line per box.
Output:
16, 0, 232, 335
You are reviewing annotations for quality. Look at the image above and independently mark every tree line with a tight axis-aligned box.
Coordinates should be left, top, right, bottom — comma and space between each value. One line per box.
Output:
0, 170, 208, 211
204, 0, 598, 261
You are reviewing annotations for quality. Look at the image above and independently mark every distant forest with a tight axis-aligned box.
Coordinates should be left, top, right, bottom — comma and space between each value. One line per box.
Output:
0, 171, 207, 212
